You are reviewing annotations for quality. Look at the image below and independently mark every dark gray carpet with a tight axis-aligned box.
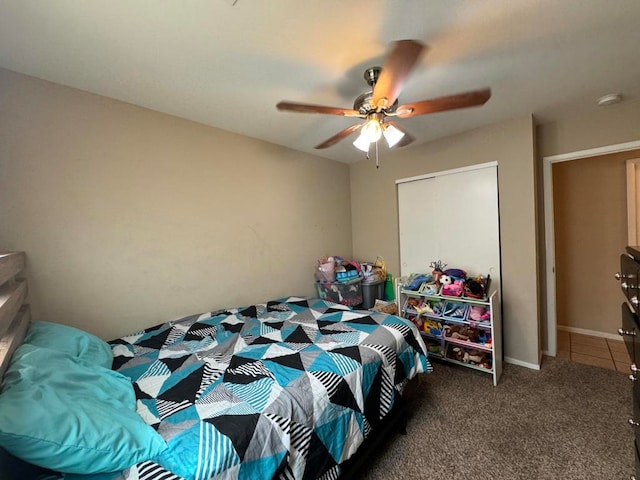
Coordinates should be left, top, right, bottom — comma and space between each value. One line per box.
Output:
358, 356, 635, 479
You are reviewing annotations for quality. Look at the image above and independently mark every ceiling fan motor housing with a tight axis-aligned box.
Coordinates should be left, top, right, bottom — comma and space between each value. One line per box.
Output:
353, 91, 374, 114
355, 67, 398, 115
364, 67, 381, 87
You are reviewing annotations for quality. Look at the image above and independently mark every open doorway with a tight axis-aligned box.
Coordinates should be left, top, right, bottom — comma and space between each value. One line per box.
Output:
543, 141, 640, 368
553, 150, 640, 370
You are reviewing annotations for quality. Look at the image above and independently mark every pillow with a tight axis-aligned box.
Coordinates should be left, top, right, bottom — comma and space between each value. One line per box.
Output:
0, 344, 167, 474
23, 321, 113, 369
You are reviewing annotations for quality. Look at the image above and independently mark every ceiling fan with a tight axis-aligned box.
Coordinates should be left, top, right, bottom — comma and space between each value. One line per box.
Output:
276, 40, 491, 155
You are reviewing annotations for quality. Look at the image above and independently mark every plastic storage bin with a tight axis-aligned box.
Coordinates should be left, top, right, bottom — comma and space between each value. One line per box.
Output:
441, 301, 469, 322
361, 280, 385, 309
315, 278, 363, 307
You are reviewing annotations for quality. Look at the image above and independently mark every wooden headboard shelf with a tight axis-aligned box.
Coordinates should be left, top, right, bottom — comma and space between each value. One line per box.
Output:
0, 251, 25, 287
0, 279, 27, 339
0, 305, 30, 382
0, 251, 30, 380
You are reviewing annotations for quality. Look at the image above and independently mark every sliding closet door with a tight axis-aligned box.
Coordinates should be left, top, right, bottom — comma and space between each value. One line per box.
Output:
397, 164, 501, 288
397, 175, 438, 276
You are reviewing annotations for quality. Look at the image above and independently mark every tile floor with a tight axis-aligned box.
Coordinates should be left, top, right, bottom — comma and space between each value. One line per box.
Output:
556, 329, 632, 372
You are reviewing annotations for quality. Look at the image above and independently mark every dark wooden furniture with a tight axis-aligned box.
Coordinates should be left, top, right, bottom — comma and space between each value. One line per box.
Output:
617, 246, 640, 480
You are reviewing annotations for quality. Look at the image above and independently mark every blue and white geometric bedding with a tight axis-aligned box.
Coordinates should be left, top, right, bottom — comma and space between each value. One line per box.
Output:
87, 297, 430, 480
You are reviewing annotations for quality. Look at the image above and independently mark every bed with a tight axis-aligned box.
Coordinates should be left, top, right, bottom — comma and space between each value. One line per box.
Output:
0, 251, 430, 480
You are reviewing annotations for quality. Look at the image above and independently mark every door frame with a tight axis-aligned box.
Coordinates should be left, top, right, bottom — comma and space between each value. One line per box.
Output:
627, 159, 640, 245
543, 140, 640, 356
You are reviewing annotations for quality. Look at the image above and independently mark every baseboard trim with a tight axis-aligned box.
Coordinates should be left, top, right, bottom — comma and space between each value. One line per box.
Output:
504, 356, 541, 370
557, 325, 621, 341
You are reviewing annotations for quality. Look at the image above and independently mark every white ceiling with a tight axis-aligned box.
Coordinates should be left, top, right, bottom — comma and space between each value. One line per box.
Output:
1, 0, 639, 164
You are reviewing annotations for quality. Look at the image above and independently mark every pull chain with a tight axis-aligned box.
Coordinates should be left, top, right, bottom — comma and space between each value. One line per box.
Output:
364, 142, 379, 167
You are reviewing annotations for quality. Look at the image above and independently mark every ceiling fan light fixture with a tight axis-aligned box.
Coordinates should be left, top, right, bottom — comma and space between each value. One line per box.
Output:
383, 123, 405, 148
361, 117, 383, 143
353, 132, 371, 152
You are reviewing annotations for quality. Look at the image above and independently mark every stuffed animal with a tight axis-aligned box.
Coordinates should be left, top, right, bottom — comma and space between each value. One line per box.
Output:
407, 297, 427, 311
444, 325, 479, 343
415, 302, 435, 315
420, 281, 440, 295
407, 297, 421, 308
406, 274, 430, 291
468, 305, 491, 322
449, 347, 464, 362
442, 279, 464, 297
439, 275, 452, 287
443, 268, 466, 279
463, 350, 486, 364
429, 260, 447, 283
464, 275, 487, 299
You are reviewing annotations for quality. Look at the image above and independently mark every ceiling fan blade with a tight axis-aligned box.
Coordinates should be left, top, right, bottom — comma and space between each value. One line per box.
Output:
372, 40, 426, 110
386, 121, 415, 147
277, 101, 360, 117
314, 123, 363, 149
396, 88, 491, 118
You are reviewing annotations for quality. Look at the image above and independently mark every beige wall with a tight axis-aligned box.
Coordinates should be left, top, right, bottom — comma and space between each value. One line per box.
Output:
553, 151, 638, 335
538, 101, 640, 159
350, 115, 540, 367
537, 100, 640, 350
0, 68, 353, 340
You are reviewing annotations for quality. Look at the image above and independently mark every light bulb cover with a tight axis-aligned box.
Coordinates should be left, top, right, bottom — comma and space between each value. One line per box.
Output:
361, 118, 383, 142
383, 123, 405, 147
353, 131, 370, 152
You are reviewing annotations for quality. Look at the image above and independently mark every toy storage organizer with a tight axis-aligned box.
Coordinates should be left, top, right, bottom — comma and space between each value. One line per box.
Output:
397, 281, 501, 385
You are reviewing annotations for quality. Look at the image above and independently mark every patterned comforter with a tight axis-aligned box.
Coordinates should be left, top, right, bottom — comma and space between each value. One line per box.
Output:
80, 297, 430, 480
